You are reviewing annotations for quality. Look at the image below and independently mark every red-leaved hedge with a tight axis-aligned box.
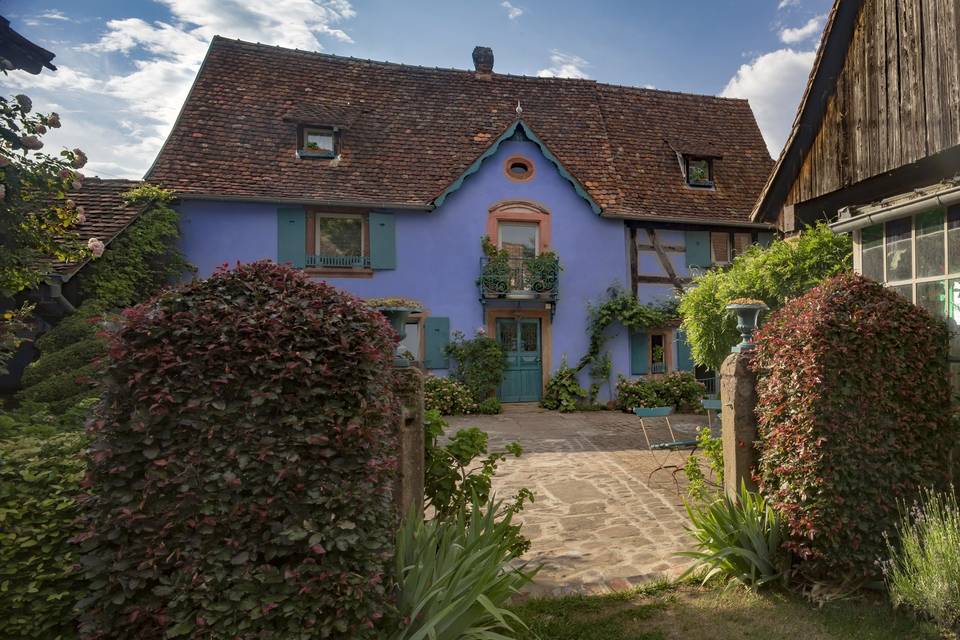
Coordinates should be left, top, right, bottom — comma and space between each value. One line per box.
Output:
76, 261, 400, 639
751, 272, 953, 580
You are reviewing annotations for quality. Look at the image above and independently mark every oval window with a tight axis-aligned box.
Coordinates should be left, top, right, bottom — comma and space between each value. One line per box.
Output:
504, 156, 534, 181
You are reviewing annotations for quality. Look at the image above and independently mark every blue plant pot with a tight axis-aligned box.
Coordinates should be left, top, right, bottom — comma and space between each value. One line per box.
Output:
375, 307, 417, 367
726, 303, 768, 353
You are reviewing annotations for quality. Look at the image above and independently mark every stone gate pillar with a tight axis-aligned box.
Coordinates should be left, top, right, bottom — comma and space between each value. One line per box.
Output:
720, 351, 759, 499
394, 367, 425, 517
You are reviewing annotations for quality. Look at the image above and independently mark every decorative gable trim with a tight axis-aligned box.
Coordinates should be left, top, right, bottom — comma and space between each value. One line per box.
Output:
431, 119, 602, 215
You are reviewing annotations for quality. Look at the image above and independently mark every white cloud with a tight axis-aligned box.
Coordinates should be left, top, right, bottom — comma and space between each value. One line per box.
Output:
777, 0, 800, 9
40, 10, 72, 21
779, 15, 825, 43
7, 0, 357, 179
721, 48, 816, 157
536, 50, 590, 79
501, 1, 523, 19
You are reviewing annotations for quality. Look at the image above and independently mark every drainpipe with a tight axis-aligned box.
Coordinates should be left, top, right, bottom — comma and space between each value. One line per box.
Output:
830, 182, 960, 234
45, 275, 75, 314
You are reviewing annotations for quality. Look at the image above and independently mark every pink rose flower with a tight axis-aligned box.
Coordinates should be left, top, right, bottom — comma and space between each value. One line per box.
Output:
87, 237, 105, 257
75, 207, 86, 224
19, 135, 42, 150
14, 94, 32, 112
71, 149, 87, 169
47, 112, 61, 128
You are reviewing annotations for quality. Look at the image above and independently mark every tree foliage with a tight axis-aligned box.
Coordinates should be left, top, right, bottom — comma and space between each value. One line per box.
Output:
752, 273, 953, 581
77, 262, 400, 639
678, 224, 852, 370
445, 329, 507, 403
0, 93, 88, 296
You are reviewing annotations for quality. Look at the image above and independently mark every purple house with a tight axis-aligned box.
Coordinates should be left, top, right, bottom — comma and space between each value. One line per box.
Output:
147, 39, 774, 402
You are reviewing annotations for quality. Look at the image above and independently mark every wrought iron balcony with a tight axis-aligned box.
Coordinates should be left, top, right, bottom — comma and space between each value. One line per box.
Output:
478, 255, 559, 301
306, 255, 371, 269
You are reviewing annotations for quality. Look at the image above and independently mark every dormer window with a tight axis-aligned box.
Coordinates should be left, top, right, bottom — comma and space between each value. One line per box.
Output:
299, 126, 337, 158
685, 156, 713, 188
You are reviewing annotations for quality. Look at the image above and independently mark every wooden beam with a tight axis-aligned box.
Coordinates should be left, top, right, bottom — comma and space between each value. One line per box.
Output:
636, 275, 691, 285
648, 228, 685, 294
629, 227, 638, 296
636, 243, 685, 253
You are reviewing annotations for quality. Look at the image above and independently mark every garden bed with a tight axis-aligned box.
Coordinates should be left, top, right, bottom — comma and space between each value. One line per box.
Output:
511, 582, 941, 640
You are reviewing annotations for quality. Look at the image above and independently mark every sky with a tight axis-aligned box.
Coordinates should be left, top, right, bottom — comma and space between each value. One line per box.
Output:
2, 0, 832, 180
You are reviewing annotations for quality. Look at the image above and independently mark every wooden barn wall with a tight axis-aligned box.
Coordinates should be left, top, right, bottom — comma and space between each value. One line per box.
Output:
786, 0, 960, 208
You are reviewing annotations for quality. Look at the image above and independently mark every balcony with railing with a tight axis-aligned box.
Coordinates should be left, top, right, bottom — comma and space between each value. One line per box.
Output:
306, 255, 371, 269
478, 255, 560, 303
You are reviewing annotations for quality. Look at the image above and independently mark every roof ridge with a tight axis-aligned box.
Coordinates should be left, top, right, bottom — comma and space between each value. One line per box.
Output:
210, 36, 742, 101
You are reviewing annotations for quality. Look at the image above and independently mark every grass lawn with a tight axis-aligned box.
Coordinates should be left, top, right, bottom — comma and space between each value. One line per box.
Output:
510, 581, 945, 640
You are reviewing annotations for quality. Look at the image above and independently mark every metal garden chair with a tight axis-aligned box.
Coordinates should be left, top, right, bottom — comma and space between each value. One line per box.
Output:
633, 406, 698, 492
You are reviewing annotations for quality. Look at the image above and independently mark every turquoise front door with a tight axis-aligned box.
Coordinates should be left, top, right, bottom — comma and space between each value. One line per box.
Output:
496, 318, 542, 402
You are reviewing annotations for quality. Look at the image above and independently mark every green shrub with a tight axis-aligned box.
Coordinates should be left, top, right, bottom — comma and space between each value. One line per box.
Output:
77, 262, 400, 640
752, 273, 953, 580
679, 482, 787, 590
541, 360, 587, 412
0, 432, 88, 639
0, 398, 97, 438
15, 363, 98, 408
477, 397, 502, 414
34, 301, 104, 352
678, 223, 851, 370
425, 374, 478, 415
20, 336, 104, 388
423, 409, 532, 555
392, 498, 536, 640
683, 426, 724, 502
446, 329, 507, 402
614, 372, 705, 411
886, 488, 960, 629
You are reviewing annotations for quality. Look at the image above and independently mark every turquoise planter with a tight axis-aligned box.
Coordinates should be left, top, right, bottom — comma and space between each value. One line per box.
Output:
633, 406, 674, 417
375, 307, 417, 367
726, 302, 768, 353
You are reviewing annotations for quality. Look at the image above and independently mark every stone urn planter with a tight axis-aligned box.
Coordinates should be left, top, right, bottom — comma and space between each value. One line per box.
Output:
365, 297, 424, 367
726, 299, 768, 352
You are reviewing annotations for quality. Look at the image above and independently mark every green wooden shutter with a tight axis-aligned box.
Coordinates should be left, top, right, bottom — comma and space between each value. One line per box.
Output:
369, 212, 396, 270
277, 207, 306, 268
685, 230, 710, 269
629, 330, 648, 375
757, 231, 774, 248
423, 317, 450, 370
676, 329, 694, 371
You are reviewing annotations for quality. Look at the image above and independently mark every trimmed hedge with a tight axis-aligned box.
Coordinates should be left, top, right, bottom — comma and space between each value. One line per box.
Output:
615, 371, 704, 411
20, 337, 104, 388
77, 262, 400, 639
0, 432, 88, 639
752, 273, 953, 580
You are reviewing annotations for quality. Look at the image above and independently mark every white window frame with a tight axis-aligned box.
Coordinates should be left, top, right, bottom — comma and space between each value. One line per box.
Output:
497, 221, 540, 257
314, 212, 367, 258
854, 209, 956, 307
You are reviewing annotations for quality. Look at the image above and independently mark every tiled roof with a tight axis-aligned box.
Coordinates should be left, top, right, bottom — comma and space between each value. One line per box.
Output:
147, 37, 774, 224
52, 178, 144, 277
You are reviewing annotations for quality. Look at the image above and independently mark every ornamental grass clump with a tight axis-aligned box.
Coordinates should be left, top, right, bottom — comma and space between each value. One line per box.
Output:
679, 481, 787, 590
752, 272, 953, 581
886, 488, 960, 631
77, 261, 400, 640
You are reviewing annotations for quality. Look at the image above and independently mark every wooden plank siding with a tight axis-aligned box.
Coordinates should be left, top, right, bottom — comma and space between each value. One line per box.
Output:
783, 0, 960, 212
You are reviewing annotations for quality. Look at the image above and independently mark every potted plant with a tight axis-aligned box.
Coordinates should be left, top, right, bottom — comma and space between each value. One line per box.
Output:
365, 297, 425, 367
725, 297, 768, 352
525, 250, 561, 296
479, 236, 512, 297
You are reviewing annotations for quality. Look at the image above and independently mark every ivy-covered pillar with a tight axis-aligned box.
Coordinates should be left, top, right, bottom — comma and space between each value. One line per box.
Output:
394, 367, 425, 517
720, 350, 758, 499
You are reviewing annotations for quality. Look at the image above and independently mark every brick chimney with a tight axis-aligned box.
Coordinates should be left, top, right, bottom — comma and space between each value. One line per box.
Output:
472, 46, 494, 79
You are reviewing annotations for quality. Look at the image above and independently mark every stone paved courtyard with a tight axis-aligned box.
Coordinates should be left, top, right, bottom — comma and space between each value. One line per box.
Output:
447, 405, 717, 595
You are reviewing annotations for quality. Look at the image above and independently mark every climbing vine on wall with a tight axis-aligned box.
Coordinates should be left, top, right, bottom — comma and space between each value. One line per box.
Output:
578, 287, 679, 392
76, 184, 194, 308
